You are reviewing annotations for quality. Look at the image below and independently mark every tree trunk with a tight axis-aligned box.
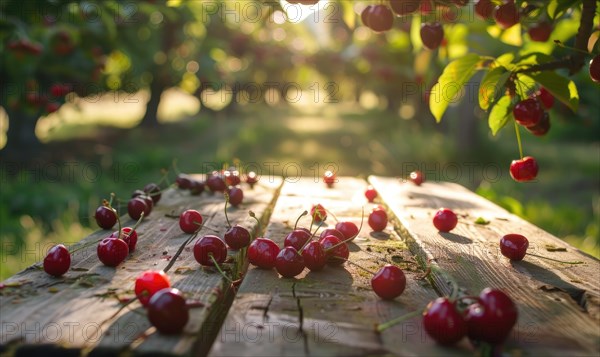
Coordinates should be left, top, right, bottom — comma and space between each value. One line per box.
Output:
139, 78, 164, 128
1, 109, 41, 161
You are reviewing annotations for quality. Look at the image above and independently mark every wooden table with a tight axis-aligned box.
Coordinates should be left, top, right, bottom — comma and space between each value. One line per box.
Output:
1, 176, 599, 356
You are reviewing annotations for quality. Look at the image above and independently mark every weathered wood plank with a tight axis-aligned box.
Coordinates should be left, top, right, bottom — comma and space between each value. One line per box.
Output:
369, 176, 600, 356
0, 176, 282, 356
209, 177, 461, 357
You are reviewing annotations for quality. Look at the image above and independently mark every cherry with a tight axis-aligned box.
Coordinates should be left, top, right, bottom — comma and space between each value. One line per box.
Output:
420, 23, 444, 50
509, 156, 538, 182
474, 0, 494, 19
46, 102, 60, 113
206, 172, 227, 192
368, 209, 388, 232
389, 0, 419, 16
138, 195, 154, 216
361, 5, 373, 27
95, 206, 117, 229
371, 265, 406, 300
275, 247, 305, 278
131, 189, 146, 198
227, 187, 244, 207
526, 112, 550, 136
143, 183, 161, 204
175, 174, 192, 190
248, 238, 280, 269
528, 22, 553, 42
224, 225, 251, 250
464, 288, 517, 345
189, 180, 205, 195
365, 186, 377, 202
179, 209, 203, 234
224, 169, 241, 186
537, 87, 554, 109
494, 1, 520, 29
301, 241, 327, 271
590, 54, 600, 83
135, 270, 171, 307
109, 227, 138, 252
335, 221, 359, 242
320, 235, 350, 265
193, 235, 227, 266
147, 288, 189, 334
433, 208, 458, 232
366, 5, 394, 32
323, 170, 336, 187
318, 228, 345, 241
499, 233, 529, 261
128, 197, 148, 220
513, 98, 543, 127
245, 171, 258, 188
43, 244, 71, 277
420, 0, 433, 14
97, 237, 129, 267
409, 170, 424, 186
310, 204, 327, 223
284, 229, 312, 251
423, 297, 467, 345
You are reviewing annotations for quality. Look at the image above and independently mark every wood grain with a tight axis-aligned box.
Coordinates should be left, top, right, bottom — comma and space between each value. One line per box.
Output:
369, 176, 600, 356
209, 177, 461, 357
0, 176, 282, 356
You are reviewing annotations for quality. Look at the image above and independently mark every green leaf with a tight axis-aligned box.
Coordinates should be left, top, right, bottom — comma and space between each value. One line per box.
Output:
524, 72, 579, 111
547, 0, 581, 20
514, 73, 537, 100
430, 53, 481, 122
488, 95, 513, 135
474, 217, 490, 225
479, 66, 509, 111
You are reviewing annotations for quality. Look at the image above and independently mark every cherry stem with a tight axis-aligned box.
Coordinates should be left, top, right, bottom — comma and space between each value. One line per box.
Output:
527, 252, 584, 265
249, 210, 260, 240
294, 210, 308, 230
127, 211, 144, 235
208, 253, 233, 283
163, 230, 201, 273
324, 208, 339, 223
224, 192, 232, 228
297, 221, 326, 255
332, 256, 377, 275
172, 158, 181, 175
68, 237, 104, 255
514, 121, 524, 160
375, 310, 422, 333
156, 168, 170, 186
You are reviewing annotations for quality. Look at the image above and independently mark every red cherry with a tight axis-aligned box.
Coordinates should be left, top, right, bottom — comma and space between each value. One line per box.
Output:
509, 156, 538, 182
420, 23, 444, 50
465, 288, 518, 344
433, 208, 458, 232
224, 169, 241, 186
275, 247, 305, 278
500, 233, 529, 261
310, 204, 327, 223
323, 170, 336, 187
528, 22, 553, 42
43, 244, 71, 277
138, 195, 153, 216
227, 187, 244, 206
423, 297, 467, 345
284, 229, 312, 251
368, 209, 388, 232
97, 237, 129, 267
135, 270, 171, 307
301, 241, 327, 271
110, 227, 138, 252
365, 186, 377, 202
127, 197, 148, 220
513, 98, 543, 127
224, 225, 251, 250
318, 228, 345, 241
248, 238, 280, 269
206, 172, 227, 192
371, 265, 406, 300
147, 288, 189, 334
46, 102, 60, 113
320, 235, 349, 265
189, 180, 205, 195
143, 183, 161, 204
334, 221, 359, 241
494, 1, 520, 29
526, 112, 550, 136
474, 0, 494, 19
367, 5, 394, 32
389, 0, 419, 16
409, 171, 424, 185
361, 5, 373, 27
245, 171, 258, 187
175, 174, 192, 189
590, 54, 600, 83
193, 235, 227, 266
95, 206, 117, 229
537, 87, 554, 109
179, 209, 203, 234
419, 0, 433, 14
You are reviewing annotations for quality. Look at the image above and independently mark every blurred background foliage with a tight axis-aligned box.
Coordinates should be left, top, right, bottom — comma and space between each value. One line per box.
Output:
0, 0, 599, 279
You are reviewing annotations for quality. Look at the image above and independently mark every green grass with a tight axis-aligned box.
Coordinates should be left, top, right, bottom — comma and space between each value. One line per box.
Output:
1, 101, 598, 280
